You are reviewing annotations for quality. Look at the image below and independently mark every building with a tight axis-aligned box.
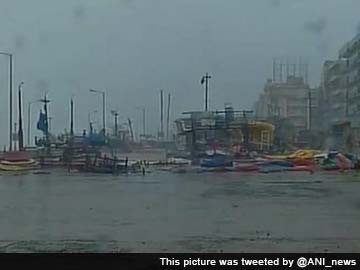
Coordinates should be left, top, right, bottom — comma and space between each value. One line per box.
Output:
319, 33, 360, 153
320, 60, 347, 127
254, 74, 311, 147
339, 33, 360, 123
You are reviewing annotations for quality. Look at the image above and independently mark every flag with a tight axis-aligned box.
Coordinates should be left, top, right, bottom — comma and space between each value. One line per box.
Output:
37, 110, 48, 134
200, 76, 205, 85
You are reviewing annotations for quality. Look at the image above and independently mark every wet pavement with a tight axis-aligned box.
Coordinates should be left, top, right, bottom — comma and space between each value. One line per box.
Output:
0, 170, 359, 252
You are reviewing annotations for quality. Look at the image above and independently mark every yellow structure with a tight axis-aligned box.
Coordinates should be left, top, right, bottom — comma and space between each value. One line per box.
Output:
248, 121, 275, 151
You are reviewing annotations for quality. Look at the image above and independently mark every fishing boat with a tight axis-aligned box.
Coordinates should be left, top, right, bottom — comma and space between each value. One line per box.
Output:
200, 157, 233, 168
200, 150, 233, 168
0, 151, 39, 171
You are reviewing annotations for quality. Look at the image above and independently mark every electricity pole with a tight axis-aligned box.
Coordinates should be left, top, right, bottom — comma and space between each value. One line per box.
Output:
18, 82, 24, 150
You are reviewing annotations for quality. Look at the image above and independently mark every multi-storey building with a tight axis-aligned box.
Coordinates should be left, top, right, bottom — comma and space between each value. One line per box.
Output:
319, 60, 347, 127
255, 75, 310, 134
339, 33, 360, 122
319, 33, 360, 153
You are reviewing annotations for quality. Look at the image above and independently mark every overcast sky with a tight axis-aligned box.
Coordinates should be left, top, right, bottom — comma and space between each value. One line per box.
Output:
0, 0, 360, 146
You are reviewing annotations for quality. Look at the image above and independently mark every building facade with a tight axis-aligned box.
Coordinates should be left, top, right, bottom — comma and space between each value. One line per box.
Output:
254, 75, 311, 145
318, 33, 360, 153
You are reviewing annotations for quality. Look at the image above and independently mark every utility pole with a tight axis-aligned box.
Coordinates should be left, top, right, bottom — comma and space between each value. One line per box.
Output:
166, 93, 171, 140
160, 90, 164, 140
70, 98, 74, 136
18, 82, 24, 150
201, 73, 212, 111
10, 54, 13, 151
102, 91, 106, 133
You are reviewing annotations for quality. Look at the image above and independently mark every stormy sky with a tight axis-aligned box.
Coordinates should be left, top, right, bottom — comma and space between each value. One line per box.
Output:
0, 0, 360, 146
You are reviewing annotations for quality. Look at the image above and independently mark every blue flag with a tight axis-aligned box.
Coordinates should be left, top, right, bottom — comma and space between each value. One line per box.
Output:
37, 110, 48, 134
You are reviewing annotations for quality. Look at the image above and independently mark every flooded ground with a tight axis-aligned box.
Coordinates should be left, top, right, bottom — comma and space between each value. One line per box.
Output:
0, 170, 359, 252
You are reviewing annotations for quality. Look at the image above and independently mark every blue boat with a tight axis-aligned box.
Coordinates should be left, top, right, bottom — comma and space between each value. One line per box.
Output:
200, 157, 233, 168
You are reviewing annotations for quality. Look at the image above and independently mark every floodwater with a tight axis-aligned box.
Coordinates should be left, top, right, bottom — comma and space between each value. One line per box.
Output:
0, 169, 360, 252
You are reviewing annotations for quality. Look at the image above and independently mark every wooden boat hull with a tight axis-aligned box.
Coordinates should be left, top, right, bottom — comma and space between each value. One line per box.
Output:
0, 164, 39, 171
0, 159, 39, 171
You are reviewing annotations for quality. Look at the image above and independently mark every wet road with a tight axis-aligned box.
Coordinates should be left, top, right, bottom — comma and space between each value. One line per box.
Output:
0, 170, 359, 252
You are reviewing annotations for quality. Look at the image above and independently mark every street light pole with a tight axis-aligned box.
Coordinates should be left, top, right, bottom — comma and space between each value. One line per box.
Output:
18, 82, 24, 150
0, 52, 13, 151
201, 73, 212, 112
90, 89, 106, 135
102, 91, 106, 133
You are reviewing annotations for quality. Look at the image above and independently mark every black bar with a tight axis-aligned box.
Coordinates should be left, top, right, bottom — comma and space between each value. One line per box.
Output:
0, 253, 360, 270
